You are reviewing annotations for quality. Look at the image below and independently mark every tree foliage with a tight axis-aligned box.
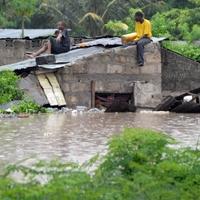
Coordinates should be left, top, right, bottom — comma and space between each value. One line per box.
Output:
151, 8, 200, 41
0, 0, 199, 38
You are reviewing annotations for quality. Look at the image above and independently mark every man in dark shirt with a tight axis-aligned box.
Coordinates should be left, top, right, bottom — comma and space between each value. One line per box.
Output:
27, 21, 70, 58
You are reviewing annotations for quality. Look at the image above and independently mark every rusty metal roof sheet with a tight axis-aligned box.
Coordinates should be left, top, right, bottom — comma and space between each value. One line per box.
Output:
0, 29, 56, 39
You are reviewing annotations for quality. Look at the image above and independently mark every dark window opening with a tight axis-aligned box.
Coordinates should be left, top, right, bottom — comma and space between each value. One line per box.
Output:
95, 92, 136, 112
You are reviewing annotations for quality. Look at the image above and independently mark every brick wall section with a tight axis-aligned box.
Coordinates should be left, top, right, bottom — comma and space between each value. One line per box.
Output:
162, 48, 200, 92
56, 43, 162, 108
0, 39, 44, 65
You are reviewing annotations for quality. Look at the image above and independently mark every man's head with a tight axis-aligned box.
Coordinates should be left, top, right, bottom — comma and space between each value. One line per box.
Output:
57, 21, 66, 31
135, 11, 144, 23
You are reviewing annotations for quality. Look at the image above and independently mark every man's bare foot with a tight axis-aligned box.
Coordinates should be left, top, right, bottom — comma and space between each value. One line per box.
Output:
25, 53, 36, 58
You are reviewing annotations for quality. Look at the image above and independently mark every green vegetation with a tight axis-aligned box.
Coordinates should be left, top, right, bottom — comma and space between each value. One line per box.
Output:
0, 71, 23, 104
151, 8, 200, 41
0, 1, 199, 61
0, 0, 199, 38
0, 70, 46, 114
10, 0, 38, 37
104, 20, 129, 35
162, 41, 200, 62
12, 99, 47, 114
0, 128, 200, 199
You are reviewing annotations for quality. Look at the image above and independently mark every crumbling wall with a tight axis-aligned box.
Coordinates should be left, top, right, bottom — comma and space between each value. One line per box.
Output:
0, 39, 44, 65
56, 43, 162, 108
162, 48, 200, 93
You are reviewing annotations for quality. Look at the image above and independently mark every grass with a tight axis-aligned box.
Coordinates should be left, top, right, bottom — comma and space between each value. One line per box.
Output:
162, 41, 200, 62
0, 128, 199, 200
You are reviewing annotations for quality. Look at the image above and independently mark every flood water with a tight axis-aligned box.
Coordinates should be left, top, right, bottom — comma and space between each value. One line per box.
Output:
0, 112, 200, 168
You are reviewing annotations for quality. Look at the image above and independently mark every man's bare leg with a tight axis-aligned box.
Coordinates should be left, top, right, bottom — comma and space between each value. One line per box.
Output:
47, 40, 52, 54
26, 41, 52, 58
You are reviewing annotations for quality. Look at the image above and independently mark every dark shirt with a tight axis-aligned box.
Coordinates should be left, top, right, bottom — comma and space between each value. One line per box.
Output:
50, 29, 70, 54
61, 29, 70, 50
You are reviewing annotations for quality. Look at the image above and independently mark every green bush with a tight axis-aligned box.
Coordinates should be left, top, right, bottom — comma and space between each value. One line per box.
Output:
104, 20, 129, 36
162, 41, 200, 62
151, 13, 171, 38
190, 25, 200, 42
0, 128, 200, 200
12, 99, 47, 114
0, 70, 46, 114
0, 71, 23, 104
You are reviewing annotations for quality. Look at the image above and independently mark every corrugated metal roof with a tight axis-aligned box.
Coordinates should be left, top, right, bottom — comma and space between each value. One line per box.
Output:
0, 58, 36, 71
73, 37, 167, 48
0, 37, 166, 71
76, 37, 122, 48
55, 46, 105, 64
0, 29, 56, 39
0, 46, 105, 71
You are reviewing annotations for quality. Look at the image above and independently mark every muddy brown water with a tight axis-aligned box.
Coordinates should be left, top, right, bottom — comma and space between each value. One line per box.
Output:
0, 112, 200, 168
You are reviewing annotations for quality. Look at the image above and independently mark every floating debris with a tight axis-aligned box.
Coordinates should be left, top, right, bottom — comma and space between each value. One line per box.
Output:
155, 88, 200, 113
88, 108, 103, 113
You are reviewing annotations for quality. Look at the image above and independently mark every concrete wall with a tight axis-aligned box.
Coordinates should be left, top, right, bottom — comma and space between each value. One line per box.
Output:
56, 43, 162, 108
0, 39, 44, 66
0, 37, 76, 66
162, 48, 200, 93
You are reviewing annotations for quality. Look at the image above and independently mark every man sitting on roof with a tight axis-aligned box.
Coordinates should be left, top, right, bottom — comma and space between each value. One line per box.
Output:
27, 21, 70, 58
134, 11, 152, 66
122, 11, 152, 67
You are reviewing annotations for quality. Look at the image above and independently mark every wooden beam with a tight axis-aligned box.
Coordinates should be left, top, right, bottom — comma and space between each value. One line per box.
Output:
91, 80, 96, 108
46, 73, 66, 106
37, 74, 58, 106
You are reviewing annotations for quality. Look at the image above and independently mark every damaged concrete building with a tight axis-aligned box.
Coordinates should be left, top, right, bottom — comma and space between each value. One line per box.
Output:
1, 29, 199, 110
0, 29, 164, 110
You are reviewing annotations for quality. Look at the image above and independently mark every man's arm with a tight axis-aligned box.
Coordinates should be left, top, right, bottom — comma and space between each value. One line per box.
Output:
143, 21, 151, 38
56, 31, 62, 42
62, 30, 69, 38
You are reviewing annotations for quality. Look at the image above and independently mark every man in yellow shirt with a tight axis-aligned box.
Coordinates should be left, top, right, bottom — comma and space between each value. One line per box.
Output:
134, 11, 152, 66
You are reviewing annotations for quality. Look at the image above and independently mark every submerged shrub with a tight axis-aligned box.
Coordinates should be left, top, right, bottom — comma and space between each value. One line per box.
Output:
12, 99, 47, 114
0, 128, 200, 200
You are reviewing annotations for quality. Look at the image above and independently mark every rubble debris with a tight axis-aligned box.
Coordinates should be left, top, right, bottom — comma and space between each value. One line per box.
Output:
0, 113, 16, 118
0, 100, 21, 110
155, 88, 200, 113
88, 108, 103, 113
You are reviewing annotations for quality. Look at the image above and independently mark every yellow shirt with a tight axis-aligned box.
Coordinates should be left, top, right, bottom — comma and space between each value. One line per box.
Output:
135, 19, 152, 40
